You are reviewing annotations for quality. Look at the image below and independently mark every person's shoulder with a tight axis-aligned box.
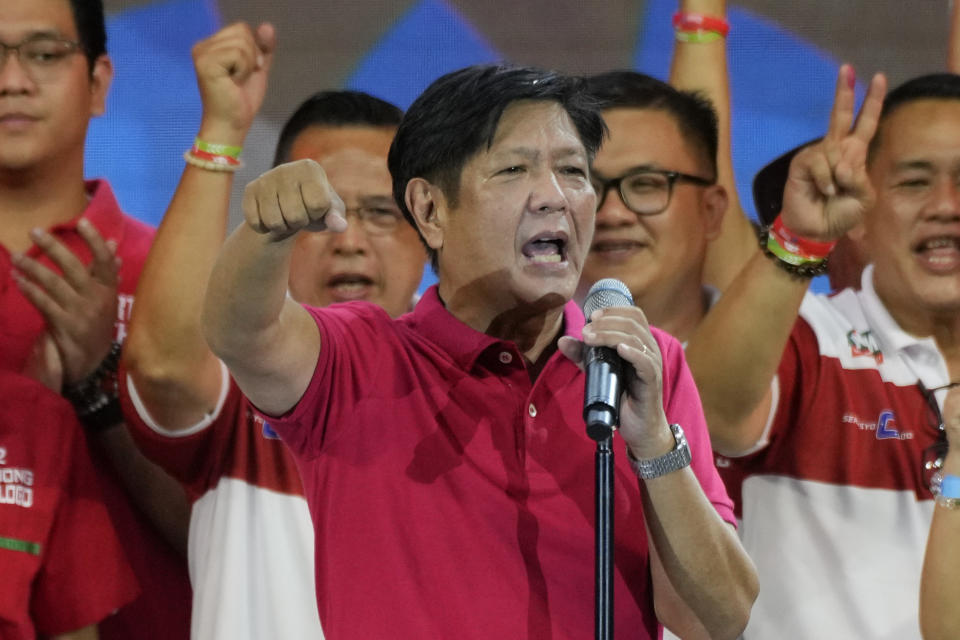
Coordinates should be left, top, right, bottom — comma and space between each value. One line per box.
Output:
798, 287, 868, 344
651, 325, 683, 360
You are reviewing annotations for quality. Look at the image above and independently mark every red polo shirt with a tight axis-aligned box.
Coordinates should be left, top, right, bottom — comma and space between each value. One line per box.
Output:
0, 181, 191, 639
0, 371, 138, 639
268, 287, 734, 640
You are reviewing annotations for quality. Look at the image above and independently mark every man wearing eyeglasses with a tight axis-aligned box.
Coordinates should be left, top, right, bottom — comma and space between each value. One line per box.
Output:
118, 22, 426, 639
0, 1, 193, 639
578, 71, 731, 345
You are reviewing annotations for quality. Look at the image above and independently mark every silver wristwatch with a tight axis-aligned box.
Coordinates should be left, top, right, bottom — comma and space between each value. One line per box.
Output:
629, 423, 691, 480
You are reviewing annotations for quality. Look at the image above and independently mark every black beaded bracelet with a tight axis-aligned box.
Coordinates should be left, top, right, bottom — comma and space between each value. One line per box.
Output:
62, 342, 124, 432
757, 226, 830, 279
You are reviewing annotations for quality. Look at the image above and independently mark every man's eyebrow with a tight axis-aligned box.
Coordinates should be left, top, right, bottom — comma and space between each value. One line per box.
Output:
591, 164, 659, 180
494, 146, 587, 161
358, 194, 397, 204
891, 159, 935, 172
6, 29, 69, 41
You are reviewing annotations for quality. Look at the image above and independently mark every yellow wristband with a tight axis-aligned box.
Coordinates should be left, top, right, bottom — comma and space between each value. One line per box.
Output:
674, 30, 724, 43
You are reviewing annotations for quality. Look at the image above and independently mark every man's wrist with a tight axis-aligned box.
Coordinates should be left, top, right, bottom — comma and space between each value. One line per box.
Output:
625, 420, 675, 461
627, 423, 692, 480
62, 342, 124, 432
197, 120, 248, 148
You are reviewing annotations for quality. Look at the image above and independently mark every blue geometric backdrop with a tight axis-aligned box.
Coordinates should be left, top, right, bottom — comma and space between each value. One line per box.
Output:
87, 0, 873, 294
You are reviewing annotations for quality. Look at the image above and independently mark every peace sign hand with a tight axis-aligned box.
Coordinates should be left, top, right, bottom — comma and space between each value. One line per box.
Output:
781, 65, 887, 242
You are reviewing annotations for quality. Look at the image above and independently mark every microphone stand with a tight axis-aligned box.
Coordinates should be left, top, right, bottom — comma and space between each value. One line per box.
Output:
595, 433, 614, 640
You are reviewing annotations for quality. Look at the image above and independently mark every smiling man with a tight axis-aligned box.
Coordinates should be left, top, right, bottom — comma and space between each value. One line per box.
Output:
579, 71, 729, 344
686, 68, 960, 639
201, 64, 757, 640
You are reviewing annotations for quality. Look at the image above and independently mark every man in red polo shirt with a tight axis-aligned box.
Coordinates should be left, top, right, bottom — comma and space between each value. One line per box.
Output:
202, 64, 758, 639
0, 1, 191, 637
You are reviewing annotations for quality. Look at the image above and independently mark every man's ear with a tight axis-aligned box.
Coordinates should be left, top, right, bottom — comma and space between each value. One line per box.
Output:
406, 178, 446, 252
700, 184, 729, 241
89, 54, 113, 117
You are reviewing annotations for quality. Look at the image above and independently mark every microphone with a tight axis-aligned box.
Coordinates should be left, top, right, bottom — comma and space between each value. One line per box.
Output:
581, 278, 634, 441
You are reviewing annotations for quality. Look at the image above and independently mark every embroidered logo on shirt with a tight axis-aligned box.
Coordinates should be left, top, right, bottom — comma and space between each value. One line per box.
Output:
842, 412, 914, 441
251, 412, 280, 440
114, 293, 135, 343
847, 329, 883, 364
0, 462, 34, 508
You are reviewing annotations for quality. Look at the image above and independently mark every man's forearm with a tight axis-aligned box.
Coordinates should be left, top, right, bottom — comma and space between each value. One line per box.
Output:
686, 250, 808, 454
920, 451, 960, 640
643, 468, 758, 639
671, 0, 757, 291
203, 223, 297, 362
123, 163, 235, 427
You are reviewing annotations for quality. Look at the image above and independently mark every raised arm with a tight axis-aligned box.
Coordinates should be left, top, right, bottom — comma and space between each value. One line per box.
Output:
950, 0, 960, 73
920, 386, 960, 640
669, 0, 757, 291
202, 160, 347, 416
122, 23, 275, 430
685, 66, 886, 455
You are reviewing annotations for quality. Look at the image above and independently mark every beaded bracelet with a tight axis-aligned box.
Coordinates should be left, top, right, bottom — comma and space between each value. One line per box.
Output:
62, 342, 124, 432
758, 226, 830, 278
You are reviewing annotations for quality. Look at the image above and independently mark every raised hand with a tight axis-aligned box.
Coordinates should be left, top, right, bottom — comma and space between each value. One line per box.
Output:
242, 158, 348, 240
781, 65, 887, 242
11, 219, 121, 385
193, 22, 276, 142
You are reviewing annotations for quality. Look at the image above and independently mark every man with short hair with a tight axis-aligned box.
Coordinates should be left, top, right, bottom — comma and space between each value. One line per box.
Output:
0, 1, 191, 638
119, 23, 426, 639
580, 71, 729, 344
202, 63, 757, 640
686, 66, 959, 639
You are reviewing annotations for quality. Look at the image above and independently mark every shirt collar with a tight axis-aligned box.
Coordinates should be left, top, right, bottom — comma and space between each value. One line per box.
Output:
409, 285, 586, 371
858, 264, 944, 381
46, 179, 126, 241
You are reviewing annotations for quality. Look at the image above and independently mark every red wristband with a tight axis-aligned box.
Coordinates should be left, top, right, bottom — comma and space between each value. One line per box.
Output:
672, 11, 730, 37
188, 146, 242, 167
771, 216, 836, 260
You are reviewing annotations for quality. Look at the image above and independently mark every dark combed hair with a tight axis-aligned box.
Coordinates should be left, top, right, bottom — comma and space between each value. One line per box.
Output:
273, 91, 404, 166
584, 70, 719, 179
868, 72, 960, 160
388, 63, 607, 266
69, 0, 107, 70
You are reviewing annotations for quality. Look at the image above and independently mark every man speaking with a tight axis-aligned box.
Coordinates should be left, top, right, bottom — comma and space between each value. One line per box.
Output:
201, 64, 757, 640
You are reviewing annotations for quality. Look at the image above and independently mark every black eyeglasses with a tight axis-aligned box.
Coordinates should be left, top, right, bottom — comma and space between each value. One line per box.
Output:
591, 168, 715, 216
0, 35, 84, 82
920, 381, 960, 494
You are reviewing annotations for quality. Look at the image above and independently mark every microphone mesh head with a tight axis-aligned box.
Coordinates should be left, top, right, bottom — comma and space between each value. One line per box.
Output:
582, 278, 634, 318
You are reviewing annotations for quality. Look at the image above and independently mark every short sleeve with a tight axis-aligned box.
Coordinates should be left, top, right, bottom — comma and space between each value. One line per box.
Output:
120, 361, 245, 497
655, 328, 736, 525
263, 302, 397, 459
